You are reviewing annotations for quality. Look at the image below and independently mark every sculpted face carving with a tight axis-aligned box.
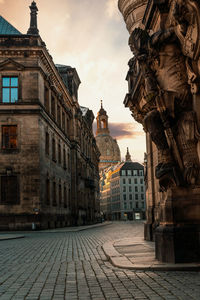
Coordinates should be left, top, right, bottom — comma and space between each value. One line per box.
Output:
128, 0, 200, 191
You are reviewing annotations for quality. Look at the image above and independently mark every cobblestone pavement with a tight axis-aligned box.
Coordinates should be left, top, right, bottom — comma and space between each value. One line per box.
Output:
0, 221, 200, 300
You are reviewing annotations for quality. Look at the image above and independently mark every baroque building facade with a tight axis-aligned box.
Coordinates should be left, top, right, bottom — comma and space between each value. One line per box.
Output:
100, 150, 146, 221
0, 2, 100, 230
95, 102, 121, 171
119, 0, 200, 262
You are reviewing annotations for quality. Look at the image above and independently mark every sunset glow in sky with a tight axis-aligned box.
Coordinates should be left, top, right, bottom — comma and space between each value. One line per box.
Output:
0, 0, 146, 162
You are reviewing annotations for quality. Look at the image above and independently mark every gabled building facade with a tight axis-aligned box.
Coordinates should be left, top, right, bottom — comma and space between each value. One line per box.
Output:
0, 2, 100, 230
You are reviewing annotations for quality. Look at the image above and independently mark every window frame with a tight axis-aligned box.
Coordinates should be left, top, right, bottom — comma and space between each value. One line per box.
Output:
2, 125, 18, 150
52, 137, 56, 162
44, 86, 50, 112
121, 170, 126, 176
58, 143, 61, 164
0, 174, 20, 205
127, 170, 132, 176
52, 181, 57, 206
1, 76, 19, 103
46, 177, 50, 206
45, 131, 49, 156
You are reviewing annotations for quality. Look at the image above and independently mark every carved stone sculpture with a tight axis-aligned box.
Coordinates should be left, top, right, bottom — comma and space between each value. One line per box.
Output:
120, 0, 200, 263
128, 2, 200, 191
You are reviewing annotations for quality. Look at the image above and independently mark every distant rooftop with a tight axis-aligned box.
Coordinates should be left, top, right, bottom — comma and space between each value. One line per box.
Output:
0, 15, 21, 35
56, 64, 71, 71
121, 162, 144, 170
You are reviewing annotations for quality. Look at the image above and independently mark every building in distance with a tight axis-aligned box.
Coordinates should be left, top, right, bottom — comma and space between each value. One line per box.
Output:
100, 148, 146, 221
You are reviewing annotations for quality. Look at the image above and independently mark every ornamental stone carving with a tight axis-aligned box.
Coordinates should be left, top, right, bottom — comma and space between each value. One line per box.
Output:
119, 0, 200, 263
118, 0, 148, 33
128, 1, 200, 191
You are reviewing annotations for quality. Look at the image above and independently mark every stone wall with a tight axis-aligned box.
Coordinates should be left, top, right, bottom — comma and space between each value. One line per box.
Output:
0, 33, 100, 230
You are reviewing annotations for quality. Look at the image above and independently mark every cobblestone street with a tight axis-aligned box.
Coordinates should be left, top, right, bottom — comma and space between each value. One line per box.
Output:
0, 222, 200, 300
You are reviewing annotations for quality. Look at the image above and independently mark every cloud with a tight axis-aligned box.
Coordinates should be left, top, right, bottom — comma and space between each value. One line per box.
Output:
93, 122, 144, 140
105, 0, 120, 20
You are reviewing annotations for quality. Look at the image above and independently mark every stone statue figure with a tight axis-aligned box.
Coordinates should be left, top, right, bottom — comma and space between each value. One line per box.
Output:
128, 0, 200, 191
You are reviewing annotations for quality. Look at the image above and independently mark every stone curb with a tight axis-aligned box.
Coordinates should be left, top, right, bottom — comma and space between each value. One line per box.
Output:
0, 221, 112, 234
38, 221, 113, 233
102, 239, 200, 271
0, 235, 25, 241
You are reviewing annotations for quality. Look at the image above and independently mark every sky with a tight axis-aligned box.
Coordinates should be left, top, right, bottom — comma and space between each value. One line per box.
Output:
0, 0, 146, 162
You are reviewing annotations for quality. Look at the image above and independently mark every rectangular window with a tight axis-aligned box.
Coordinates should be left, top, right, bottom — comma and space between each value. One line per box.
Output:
136, 201, 138, 208
141, 186, 144, 192
123, 186, 126, 192
46, 178, 50, 205
129, 186, 132, 192
2, 125, 17, 149
63, 148, 66, 169
62, 111, 65, 131
58, 143, 61, 164
123, 178, 126, 184
141, 193, 144, 200
127, 170, 132, 176
57, 104, 61, 127
59, 184, 62, 206
140, 178, 143, 184
123, 194, 126, 201
45, 132, 49, 156
64, 185, 67, 208
129, 194, 132, 200
128, 178, 131, 184
135, 186, 138, 192
44, 87, 49, 112
142, 201, 144, 208
53, 181, 57, 206
66, 118, 69, 135
51, 96, 55, 118
135, 194, 138, 200
139, 170, 143, 176
130, 202, 133, 209
52, 138, 56, 161
133, 170, 138, 176
124, 202, 127, 209
134, 178, 137, 184
0, 175, 19, 205
2, 77, 18, 103
121, 170, 126, 176
68, 152, 70, 170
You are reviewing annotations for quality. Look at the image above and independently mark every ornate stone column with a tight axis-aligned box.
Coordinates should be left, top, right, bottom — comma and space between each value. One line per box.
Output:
119, 0, 200, 263
118, 0, 156, 244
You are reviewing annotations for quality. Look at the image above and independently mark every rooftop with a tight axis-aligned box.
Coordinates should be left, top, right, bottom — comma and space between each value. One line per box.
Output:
0, 15, 21, 35
121, 161, 144, 170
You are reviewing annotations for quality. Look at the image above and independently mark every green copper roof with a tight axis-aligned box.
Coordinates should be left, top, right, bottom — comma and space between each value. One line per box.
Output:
0, 15, 21, 35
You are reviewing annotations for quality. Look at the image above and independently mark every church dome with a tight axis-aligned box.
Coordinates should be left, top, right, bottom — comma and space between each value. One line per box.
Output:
95, 102, 121, 171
